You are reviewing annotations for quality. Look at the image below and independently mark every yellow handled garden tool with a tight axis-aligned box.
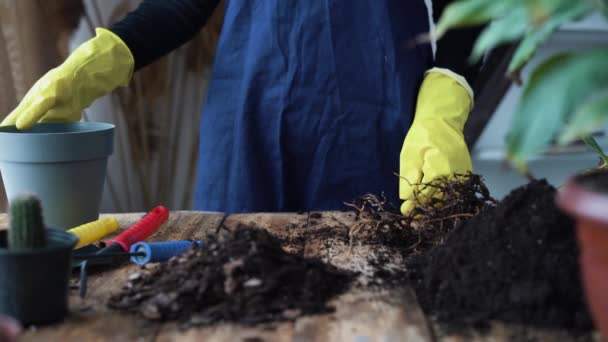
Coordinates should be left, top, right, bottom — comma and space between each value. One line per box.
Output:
67, 217, 119, 249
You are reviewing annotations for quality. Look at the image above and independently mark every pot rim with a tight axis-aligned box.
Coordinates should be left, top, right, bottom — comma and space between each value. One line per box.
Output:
0, 122, 114, 136
556, 170, 608, 224
0, 228, 77, 256
0, 122, 114, 163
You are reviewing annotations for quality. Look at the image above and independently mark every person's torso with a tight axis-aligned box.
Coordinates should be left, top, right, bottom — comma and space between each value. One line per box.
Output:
194, 0, 434, 213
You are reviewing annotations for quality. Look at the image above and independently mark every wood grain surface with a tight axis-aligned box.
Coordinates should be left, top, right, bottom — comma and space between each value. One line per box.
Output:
0, 212, 599, 342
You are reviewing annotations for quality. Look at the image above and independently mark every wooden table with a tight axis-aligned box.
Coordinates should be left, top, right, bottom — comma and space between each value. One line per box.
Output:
0, 211, 600, 342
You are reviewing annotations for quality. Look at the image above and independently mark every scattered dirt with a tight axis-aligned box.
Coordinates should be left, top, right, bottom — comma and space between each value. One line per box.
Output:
108, 227, 355, 327
408, 179, 594, 331
275, 173, 495, 288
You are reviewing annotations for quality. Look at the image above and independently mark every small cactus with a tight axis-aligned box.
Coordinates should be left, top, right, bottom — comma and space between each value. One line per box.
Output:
8, 193, 47, 249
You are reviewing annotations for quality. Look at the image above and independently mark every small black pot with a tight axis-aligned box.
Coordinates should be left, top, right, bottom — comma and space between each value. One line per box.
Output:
0, 228, 77, 325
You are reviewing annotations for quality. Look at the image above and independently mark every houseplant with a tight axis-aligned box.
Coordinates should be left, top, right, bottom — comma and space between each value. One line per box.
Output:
0, 193, 78, 325
434, 0, 608, 337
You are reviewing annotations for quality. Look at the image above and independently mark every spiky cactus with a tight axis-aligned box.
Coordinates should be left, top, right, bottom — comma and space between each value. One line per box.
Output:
8, 193, 47, 249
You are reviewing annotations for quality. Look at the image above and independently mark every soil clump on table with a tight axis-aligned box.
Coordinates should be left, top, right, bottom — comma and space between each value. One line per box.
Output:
408, 179, 594, 332
108, 227, 355, 327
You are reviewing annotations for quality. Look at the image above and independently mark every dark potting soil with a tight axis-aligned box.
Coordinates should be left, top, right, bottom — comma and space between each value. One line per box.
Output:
107, 227, 355, 327
408, 179, 594, 331
574, 168, 608, 193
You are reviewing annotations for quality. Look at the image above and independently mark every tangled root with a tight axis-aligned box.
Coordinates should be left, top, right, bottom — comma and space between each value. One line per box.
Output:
405, 172, 496, 222
344, 172, 496, 255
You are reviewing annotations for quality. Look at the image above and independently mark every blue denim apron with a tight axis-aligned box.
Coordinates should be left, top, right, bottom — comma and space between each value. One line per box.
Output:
194, 0, 433, 213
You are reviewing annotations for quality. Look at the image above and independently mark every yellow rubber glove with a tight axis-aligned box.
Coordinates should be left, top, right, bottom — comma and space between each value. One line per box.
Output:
400, 68, 474, 216
1, 28, 133, 130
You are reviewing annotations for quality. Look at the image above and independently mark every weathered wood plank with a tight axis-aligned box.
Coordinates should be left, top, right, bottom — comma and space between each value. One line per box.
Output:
2, 211, 225, 342
291, 287, 434, 342
296, 211, 435, 342
432, 321, 600, 342
155, 322, 295, 342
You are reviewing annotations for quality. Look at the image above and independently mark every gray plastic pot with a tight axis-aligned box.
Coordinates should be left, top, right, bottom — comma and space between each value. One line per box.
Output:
0, 122, 114, 230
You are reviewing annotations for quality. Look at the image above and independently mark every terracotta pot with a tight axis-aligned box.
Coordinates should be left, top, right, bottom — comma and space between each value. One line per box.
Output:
556, 169, 608, 339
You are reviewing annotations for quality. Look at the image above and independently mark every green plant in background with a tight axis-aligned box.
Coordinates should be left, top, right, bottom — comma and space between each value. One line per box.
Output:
8, 193, 47, 249
435, 0, 608, 173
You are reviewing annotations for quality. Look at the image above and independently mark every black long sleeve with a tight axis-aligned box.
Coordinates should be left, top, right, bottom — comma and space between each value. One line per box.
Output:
111, 0, 483, 79
110, 0, 221, 70
431, 0, 485, 85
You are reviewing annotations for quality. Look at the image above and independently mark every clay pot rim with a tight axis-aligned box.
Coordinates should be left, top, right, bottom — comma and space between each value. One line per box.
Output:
556, 169, 608, 224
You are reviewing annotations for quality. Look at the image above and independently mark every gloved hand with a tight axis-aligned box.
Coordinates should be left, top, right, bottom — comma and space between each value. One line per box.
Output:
400, 68, 474, 216
1, 28, 133, 130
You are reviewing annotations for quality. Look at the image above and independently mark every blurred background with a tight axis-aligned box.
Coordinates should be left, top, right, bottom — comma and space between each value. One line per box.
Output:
0, 0, 606, 213
0, 0, 224, 213
471, 13, 608, 199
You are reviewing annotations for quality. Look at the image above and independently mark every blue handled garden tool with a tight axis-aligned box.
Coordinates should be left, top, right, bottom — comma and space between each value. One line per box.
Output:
129, 240, 203, 266
74, 239, 202, 299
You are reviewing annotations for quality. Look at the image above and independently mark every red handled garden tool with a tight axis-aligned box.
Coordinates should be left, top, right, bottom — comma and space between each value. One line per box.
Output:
72, 205, 170, 298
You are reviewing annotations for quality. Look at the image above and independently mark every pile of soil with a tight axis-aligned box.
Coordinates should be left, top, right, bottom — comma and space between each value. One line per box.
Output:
108, 227, 355, 327
408, 179, 593, 331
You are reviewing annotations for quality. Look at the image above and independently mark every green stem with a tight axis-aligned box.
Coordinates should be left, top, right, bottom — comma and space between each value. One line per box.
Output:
582, 135, 608, 167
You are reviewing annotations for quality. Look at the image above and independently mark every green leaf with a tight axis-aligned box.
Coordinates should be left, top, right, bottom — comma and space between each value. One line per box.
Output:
507, 2, 591, 75
435, 0, 519, 39
595, 0, 608, 17
525, 0, 579, 23
582, 135, 608, 162
470, 7, 529, 62
559, 93, 608, 144
506, 50, 608, 172
505, 53, 576, 170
